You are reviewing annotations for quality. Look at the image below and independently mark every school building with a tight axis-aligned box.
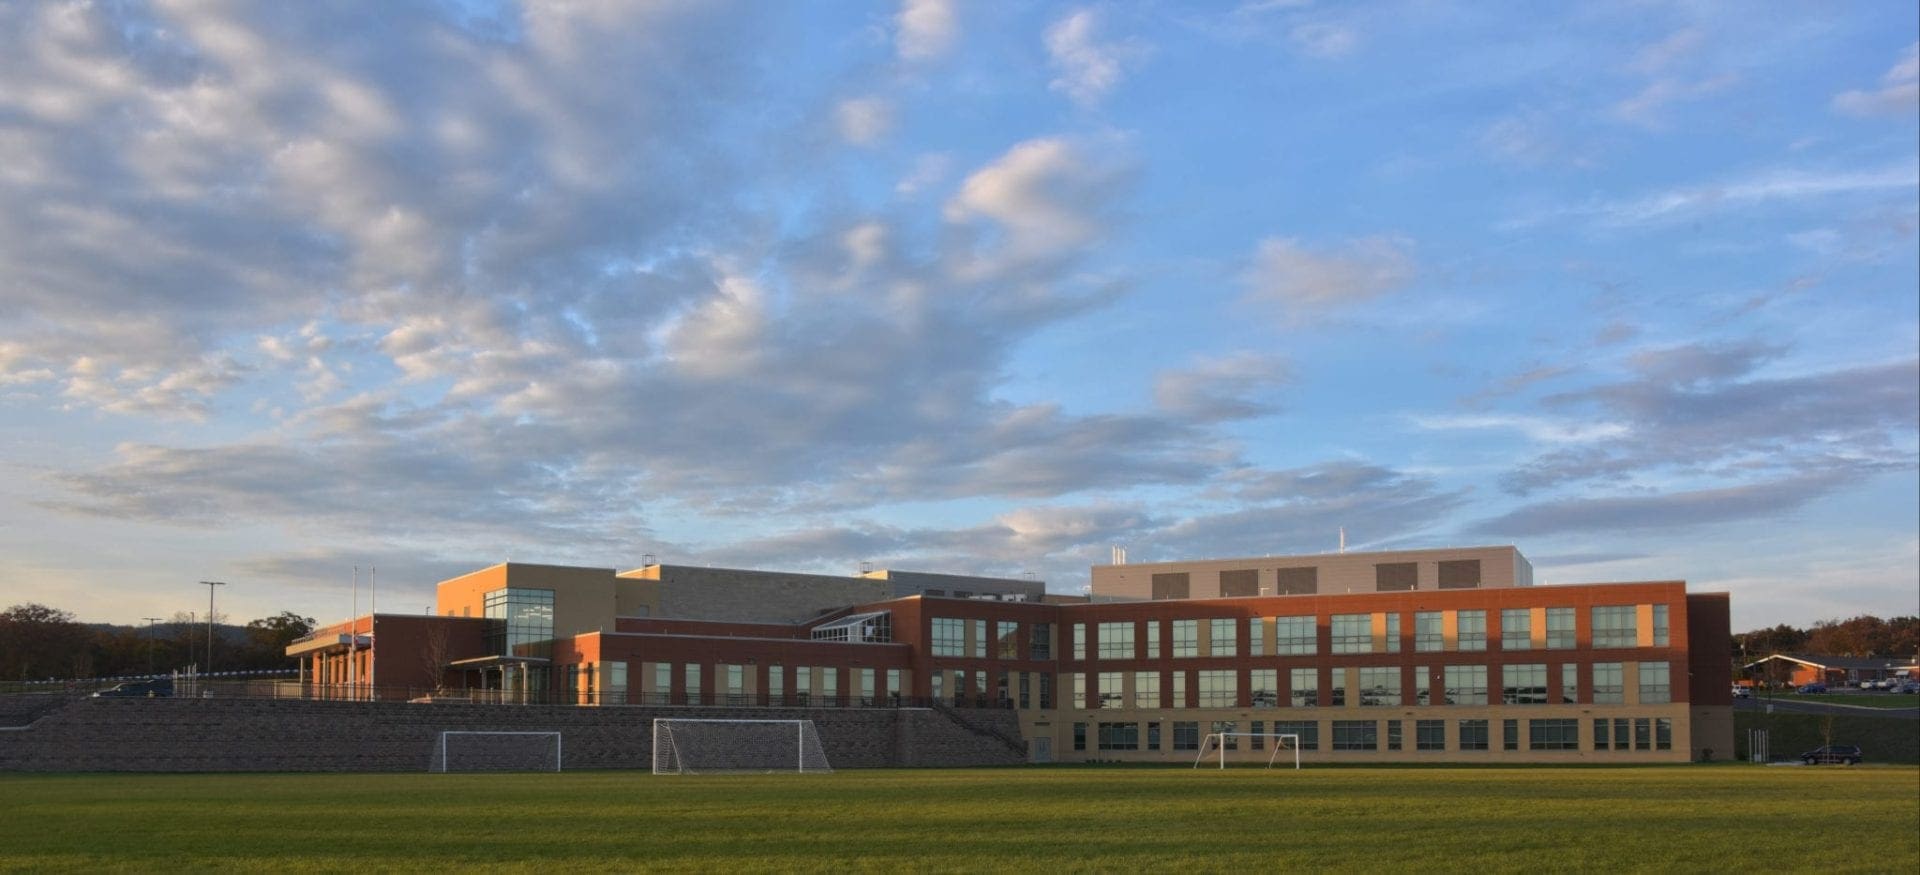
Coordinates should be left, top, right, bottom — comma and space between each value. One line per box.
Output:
286, 545, 1734, 763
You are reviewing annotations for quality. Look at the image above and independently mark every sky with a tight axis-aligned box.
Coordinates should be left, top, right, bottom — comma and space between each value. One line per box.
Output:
0, 1, 1915, 633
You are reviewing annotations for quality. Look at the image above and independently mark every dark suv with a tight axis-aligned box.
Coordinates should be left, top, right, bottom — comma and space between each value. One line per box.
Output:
1799, 745, 1862, 765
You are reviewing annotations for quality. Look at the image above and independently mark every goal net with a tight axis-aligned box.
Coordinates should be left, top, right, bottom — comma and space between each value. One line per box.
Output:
653, 718, 833, 775
1193, 733, 1301, 770
430, 731, 562, 772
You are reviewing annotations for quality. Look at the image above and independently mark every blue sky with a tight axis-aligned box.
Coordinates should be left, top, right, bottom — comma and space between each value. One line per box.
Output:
1, 1, 1914, 631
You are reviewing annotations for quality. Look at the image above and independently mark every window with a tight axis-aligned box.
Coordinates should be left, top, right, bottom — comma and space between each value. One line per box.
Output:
1359, 667, 1401, 706
1639, 662, 1671, 704
1376, 562, 1417, 591
1172, 620, 1198, 658
1275, 566, 1317, 595
931, 618, 966, 657
1151, 572, 1190, 600
1172, 671, 1187, 709
1249, 720, 1265, 749
1098, 722, 1138, 751
1329, 669, 1347, 707
1097, 622, 1134, 660
1437, 559, 1481, 588
1458, 719, 1490, 751
1172, 721, 1200, 751
1444, 665, 1488, 705
1018, 672, 1030, 709
768, 665, 784, 704
1655, 718, 1673, 751
1146, 621, 1161, 658
1333, 720, 1377, 751
1385, 612, 1401, 653
1634, 717, 1652, 751
823, 668, 840, 705
1331, 614, 1373, 654
1502, 664, 1548, 705
1069, 673, 1085, 709
1501, 609, 1531, 650
1416, 719, 1446, 751
1593, 718, 1609, 751
1415, 611, 1444, 652
652, 663, 672, 704
1503, 718, 1519, 751
1209, 618, 1237, 657
1612, 717, 1630, 751
1039, 673, 1053, 709
1652, 605, 1669, 647
994, 670, 1008, 707
1072, 624, 1086, 661
1530, 719, 1580, 751
1073, 722, 1087, 751
684, 663, 702, 706
1546, 607, 1575, 649
1030, 623, 1053, 660
1456, 610, 1487, 652
727, 664, 746, 704
1592, 606, 1636, 649
1276, 616, 1316, 655
1220, 569, 1259, 597
1211, 721, 1238, 749
858, 668, 876, 706
1561, 663, 1578, 704
1248, 617, 1265, 656
1593, 663, 1624, 704
1250, 669, 1277, 707
1147, 722, 1162, 750
1414, 665, 1431, 706
1387, 720, 1403, 750
1198, 670, 1237, 707
997, 621, 1019, 659
1290, 667, 1317, 707
1273, 721, 1319, 751
1098, 671, 1124, 709
972, 620, 986, 658
1134, 671, 1160, 708
794, 666, 811, 705
483, 587, 555, 660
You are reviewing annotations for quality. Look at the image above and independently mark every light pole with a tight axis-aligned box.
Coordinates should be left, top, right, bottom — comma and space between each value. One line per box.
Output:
200, 581, 226, 678
143, 617, 162, 675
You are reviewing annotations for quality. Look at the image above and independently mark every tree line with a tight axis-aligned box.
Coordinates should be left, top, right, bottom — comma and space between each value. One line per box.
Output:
1732, 614, 1920, 660
0, 603, 315, 683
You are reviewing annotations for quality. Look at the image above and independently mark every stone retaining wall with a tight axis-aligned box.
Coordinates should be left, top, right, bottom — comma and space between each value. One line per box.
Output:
0, 697, 1026, 772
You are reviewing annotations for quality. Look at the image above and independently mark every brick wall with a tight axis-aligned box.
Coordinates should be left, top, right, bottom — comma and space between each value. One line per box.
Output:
0, 697, 1025, 772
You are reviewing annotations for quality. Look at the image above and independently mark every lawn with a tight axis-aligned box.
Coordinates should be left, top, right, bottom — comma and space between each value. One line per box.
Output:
2, 766, 1916, 873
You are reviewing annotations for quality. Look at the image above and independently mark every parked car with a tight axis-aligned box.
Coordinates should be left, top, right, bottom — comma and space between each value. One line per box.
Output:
1799, 745, 1862, 765
1795, 683, 1828, 694
1897, 681, 1920, 694
91, 679, 174, 698
1731, 685, 1752, 699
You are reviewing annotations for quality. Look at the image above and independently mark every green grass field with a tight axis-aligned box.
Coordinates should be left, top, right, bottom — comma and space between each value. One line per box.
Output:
1775, 693, 1920, 710
2, 766, 1916, 873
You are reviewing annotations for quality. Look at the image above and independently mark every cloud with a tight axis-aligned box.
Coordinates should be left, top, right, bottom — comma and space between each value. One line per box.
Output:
896, 0, 957, 62
1518, 164, 1920, 229
943, 136, 1133, 276
1611, 74, 1738, 127
835, 96, 893, 145
1411, 413, 1627, 444
1044, 9, 1145, 107
1500, 349, 1918, 495
1153, 353, 1290, 422
1287, 22, 1357, 59
1473, 472, 1857, 537
1241, 236, 1415, 319
1833, 42, 1919, 117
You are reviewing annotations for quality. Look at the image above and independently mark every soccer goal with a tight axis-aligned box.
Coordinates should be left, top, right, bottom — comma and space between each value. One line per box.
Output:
429, 731, 562, 772
652, 718, 833, 775
1192, 733, 1301, 770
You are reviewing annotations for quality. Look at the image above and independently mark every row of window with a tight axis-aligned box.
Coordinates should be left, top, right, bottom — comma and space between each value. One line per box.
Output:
1072, 717, 1676, 753
931, 618, 1053, 659
1067, 662, 1672, 709
1056, 606, 1670, 661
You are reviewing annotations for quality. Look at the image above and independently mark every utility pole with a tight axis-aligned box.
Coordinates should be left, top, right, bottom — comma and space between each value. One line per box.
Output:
200, 581, 226, 678
143, 617, 162, 674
